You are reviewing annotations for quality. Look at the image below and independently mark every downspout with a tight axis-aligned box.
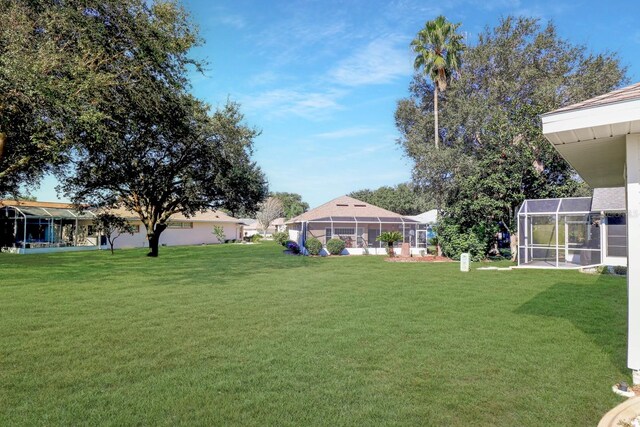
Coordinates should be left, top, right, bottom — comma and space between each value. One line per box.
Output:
22, 212, 26, 251
301, 221, 307, 253
355, 217, 358, 250
556, 203, 560, 268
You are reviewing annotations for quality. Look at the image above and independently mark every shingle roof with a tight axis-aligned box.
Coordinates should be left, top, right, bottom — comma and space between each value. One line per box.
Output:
591, 187, 626, 212
272, 217, 286, 226
287, 195, 409, 223
96, 206, 242, 223
545, 82, 640, 115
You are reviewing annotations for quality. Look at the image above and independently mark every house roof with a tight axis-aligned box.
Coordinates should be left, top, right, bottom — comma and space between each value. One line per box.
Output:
287, 195, 418, 224
544, 82, 640, 115
1, 199, 242, 223
238, 218, 258, 226
591, 187, 626, 212
272, 217, 286, 226
105, 206, 242, 224
407, 209, 438, 224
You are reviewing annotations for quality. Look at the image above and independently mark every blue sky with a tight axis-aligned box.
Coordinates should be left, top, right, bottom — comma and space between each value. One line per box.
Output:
33, 0, 640, 208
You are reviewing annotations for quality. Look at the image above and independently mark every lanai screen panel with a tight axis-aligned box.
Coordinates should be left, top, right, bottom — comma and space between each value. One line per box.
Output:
518, 198, 600, 268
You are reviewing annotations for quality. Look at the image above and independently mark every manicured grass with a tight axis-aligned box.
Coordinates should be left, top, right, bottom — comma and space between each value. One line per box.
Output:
0, 243, 628, 425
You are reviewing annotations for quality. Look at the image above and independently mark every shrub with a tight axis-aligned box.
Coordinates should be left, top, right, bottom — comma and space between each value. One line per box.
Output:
212, 225, 226, 242
498, 248, 511, 259
614, 266, 628, 275
273, 231, 289, 246
437, 221, 487, 262
285, 240, 300, 254
251, 234, 263, 243
326, 238, 346, 255
304, 237, 322, 255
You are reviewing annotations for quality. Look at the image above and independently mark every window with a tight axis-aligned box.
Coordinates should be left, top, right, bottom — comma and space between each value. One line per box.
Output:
130, 224, 141, 233
607, 214, 627, 258
167, 222, 193, 229
334, 228, 355, 235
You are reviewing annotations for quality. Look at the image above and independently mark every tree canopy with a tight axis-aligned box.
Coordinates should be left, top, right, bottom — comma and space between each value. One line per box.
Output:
270, 192, 309, 219
256, 197, 284, 234
348, 183, 432, 216
55, 0, 267, 256
410, 15, 465, 149
0, 1, 119, 196
396, 16, 627, 259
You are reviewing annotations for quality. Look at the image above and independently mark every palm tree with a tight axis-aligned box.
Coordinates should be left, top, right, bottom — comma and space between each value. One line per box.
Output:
376, 231, 404, 257
411, 15, 464, 149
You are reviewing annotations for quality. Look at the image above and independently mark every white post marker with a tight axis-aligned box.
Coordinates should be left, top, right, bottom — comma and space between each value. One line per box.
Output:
460, 253, 470, 272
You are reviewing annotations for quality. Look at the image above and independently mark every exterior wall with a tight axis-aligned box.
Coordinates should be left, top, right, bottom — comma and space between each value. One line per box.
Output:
113, 221, 240, 249
626, 133, 640, 371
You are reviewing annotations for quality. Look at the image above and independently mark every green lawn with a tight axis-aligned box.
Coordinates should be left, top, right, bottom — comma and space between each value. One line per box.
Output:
0, 243, 628, 425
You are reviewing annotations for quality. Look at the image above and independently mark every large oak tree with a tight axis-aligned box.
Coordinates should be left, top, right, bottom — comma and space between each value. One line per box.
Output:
56, 0, 267, 256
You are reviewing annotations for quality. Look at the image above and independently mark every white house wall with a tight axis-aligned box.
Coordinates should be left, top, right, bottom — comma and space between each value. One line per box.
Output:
113, 221, 240, 249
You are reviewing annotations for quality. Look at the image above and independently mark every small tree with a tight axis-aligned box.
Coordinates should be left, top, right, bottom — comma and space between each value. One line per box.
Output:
93, 213, 134, 254
212, 225, 226, 243
376, 231, 404, 257
256, 197, 284, 235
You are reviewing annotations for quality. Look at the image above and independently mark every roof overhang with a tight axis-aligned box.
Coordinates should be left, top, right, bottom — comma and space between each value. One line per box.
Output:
542, 98, 640, 187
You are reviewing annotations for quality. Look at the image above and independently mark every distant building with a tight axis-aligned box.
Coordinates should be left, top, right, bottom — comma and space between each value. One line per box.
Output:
286, 195, 425, 255
1, 199, 243, 254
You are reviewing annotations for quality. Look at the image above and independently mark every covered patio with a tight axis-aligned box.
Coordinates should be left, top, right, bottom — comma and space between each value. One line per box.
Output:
541, 82, 640, 381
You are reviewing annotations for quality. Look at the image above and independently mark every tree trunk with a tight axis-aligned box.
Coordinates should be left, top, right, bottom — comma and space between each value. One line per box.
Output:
388, 242, 394, 257
0, 132, 6, 163
146, 222, 167, 257
434, 86, 439, 149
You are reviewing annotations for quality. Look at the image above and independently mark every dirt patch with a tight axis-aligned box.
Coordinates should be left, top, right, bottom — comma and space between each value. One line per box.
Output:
384, 256, 453, 263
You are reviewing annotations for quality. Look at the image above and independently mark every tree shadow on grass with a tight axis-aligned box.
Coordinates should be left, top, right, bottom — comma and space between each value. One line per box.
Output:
514, 275, 628, 375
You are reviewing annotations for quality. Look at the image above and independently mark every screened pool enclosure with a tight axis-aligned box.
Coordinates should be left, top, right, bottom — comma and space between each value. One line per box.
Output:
517, 197, 602, 268
0, 202, 99, 254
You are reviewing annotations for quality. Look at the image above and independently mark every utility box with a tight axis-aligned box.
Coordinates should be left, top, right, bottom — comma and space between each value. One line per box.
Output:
460, 253, 470, 272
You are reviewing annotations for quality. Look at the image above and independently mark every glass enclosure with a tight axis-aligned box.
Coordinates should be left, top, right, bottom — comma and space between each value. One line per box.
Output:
517, 198, 602, 268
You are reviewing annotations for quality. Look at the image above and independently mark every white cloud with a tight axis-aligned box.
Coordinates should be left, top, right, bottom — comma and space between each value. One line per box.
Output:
242, 88, 345, 120
328, 36, 413, 86
218, 14, 246, 29
312, 126, 377, 139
